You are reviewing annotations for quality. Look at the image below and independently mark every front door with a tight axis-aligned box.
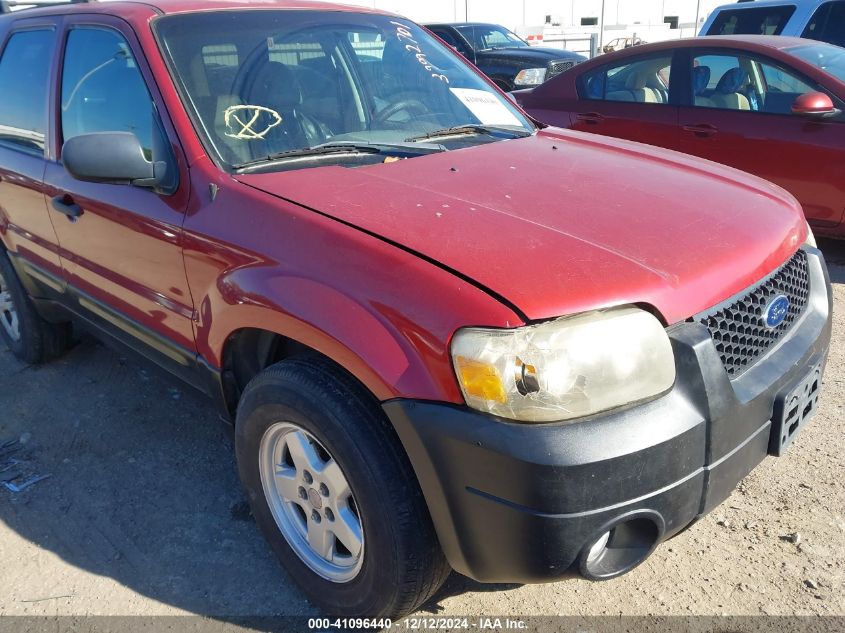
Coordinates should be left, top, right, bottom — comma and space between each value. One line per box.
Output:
43, 17, 197, 371
678, 49, 845, 230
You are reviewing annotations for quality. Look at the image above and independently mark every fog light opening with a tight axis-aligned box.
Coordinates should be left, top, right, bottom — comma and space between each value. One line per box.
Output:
580, 516, 661, 580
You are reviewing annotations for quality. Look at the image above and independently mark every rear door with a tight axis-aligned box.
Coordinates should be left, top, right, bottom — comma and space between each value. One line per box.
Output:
678, 49, 845, 230
568, 51, 682, 150
42, 15, 198, 374
0, 17, 63, 285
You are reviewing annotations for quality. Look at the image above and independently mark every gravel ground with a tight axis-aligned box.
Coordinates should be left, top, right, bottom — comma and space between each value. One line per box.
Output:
0, 240, 843, 624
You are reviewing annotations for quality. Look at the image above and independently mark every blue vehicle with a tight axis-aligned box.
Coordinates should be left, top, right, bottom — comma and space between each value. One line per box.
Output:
701, 0, 845, 47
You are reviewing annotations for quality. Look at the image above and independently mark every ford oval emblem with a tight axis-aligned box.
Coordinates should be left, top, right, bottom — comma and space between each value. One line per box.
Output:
764, 295, 790, 329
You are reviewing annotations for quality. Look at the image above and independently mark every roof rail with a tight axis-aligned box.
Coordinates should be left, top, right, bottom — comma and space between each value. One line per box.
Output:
0, 0, 94, 14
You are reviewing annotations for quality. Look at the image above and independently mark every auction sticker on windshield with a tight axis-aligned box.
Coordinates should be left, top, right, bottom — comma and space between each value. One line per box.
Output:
450, 88, 523, 126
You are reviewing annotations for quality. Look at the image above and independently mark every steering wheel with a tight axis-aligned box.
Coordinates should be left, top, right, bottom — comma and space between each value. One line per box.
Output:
373, 98, 428, 124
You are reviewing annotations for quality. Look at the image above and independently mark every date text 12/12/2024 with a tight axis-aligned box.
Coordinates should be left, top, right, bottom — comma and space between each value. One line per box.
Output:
308, 618, 529, 630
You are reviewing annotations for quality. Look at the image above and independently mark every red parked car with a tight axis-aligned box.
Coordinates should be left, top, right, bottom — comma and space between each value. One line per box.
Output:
0, 2, 833, 620
514, 36, 845, 238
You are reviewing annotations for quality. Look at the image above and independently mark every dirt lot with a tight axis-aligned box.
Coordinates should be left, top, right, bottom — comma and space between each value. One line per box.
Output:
0, 241, 843, 624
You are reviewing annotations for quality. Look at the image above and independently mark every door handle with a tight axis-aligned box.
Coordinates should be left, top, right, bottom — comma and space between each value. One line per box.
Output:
51, 195, 84, 221
682, 123, 718, 138
576, 112, 604, 125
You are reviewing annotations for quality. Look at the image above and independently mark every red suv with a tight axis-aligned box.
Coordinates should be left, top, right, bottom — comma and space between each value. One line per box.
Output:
0, 0, 833, 620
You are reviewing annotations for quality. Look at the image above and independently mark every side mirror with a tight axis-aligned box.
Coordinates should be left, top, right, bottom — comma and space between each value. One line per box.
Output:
62, 132, 170, 190
792, 91, 840, 118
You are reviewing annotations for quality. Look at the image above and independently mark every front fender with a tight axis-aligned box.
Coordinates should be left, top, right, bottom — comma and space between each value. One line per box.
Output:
183, 169, 523, 404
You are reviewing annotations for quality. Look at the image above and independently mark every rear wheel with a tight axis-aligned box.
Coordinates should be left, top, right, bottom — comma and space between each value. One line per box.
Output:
0, 252, 71, 364
235, 356, 449, 617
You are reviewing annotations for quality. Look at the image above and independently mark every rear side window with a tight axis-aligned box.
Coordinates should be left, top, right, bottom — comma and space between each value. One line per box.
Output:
61, 28, 155, 157
0, 29, 56, 153
581, 55, 673, 105
203, 44, 239, 67
432, 28, 459, 48
706, 6, 796, 35
430, 29, 472, 57
803, 1, 845, 47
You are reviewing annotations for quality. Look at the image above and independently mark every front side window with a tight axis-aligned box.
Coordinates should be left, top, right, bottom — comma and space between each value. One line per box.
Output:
0, 29, 56, 153
61, 28, 155, 157
690, 52, 823, 115
802, 1, 845, 47
582, 55, 672, 105
706, 6, 796, 36
154, 11, 532, 171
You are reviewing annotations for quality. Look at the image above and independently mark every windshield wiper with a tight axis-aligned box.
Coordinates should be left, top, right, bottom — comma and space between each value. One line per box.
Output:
233, 141, 442, 171
233, 143, 381, 170
406, 125, 532, 143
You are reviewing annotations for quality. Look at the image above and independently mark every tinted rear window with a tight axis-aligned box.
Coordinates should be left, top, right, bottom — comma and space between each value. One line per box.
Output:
0, 29, 56, 153
706, 6, 796, 35
803, 1, 845, 47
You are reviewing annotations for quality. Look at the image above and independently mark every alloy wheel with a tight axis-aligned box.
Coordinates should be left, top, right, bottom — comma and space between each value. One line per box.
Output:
0, 269, 20, 342
259, 422, 364, 583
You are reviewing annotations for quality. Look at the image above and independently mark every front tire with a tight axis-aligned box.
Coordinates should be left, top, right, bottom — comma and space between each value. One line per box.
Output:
0, 251, 71, 364
235, 356, 449, 618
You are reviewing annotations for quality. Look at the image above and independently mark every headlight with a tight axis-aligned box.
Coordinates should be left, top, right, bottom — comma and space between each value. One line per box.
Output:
514, 67, 547, 86
804, 223, 817, 248
451, 307, 675, 423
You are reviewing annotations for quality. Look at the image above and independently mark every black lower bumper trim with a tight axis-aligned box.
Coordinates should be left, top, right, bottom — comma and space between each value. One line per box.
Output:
383, 248, 832, 584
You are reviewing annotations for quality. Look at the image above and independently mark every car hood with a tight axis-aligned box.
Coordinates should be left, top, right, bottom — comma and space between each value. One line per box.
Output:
476, 46, 583, 62
236, 129, 806, 325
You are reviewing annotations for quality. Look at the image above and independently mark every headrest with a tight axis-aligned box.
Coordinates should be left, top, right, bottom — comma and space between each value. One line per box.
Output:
383, 34, 408, 62
716, 67, 748, 94
693, 65, 711, 96
625, 72, 648, 90
587, 73, 606, 99
245, 61, 302, 109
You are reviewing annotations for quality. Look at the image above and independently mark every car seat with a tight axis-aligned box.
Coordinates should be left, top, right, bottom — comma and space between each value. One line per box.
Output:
239, 60, 330, 155
586, 72, 606, 99
606, 71, 663, 103
711, 67, 751, 110
693, 65, 715, 107
380, 35, 439, 96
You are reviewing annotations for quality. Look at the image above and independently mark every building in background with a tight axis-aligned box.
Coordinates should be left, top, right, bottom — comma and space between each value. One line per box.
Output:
328, 0, 731, 56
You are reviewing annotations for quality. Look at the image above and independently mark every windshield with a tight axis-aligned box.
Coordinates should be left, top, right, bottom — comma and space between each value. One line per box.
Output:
455, 25, 529, 50
154, 11, 533, 171
789, 42, 845, 84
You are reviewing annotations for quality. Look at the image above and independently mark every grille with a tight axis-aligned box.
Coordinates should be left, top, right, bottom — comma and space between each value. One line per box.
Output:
697, 250, 810, 378
547, 59, 577, 79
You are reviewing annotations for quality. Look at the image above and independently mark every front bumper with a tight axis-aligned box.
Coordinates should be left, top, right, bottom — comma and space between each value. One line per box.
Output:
383, 248, 832, 584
